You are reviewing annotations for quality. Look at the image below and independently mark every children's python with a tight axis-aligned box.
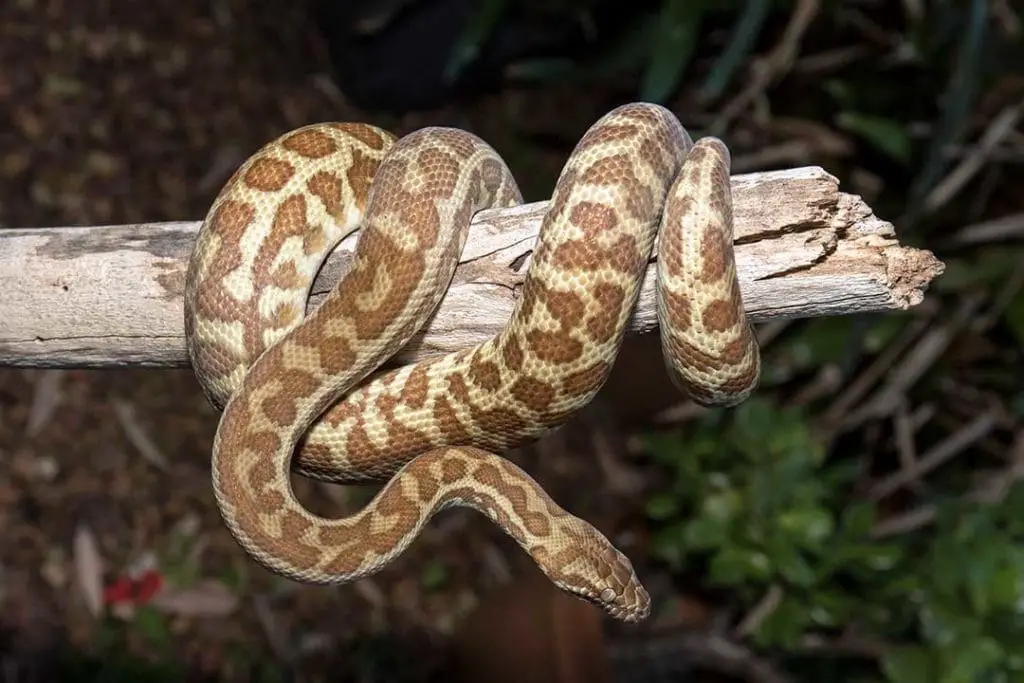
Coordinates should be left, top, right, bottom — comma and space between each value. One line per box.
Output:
184, 102, 760, 623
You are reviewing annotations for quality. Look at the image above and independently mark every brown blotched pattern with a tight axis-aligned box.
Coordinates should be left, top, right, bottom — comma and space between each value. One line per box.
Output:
184, 104, 760, 626
655, 137, 760, 407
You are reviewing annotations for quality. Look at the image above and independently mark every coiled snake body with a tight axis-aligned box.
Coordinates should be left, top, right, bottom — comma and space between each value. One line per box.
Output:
184, 103, 759, 623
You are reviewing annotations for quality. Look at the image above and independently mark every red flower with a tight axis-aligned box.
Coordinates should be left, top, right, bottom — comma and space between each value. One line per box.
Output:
102, 569, 163, 606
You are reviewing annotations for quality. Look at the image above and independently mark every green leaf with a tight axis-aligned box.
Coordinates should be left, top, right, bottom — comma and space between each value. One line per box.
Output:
702, 489, 740, 523
420, 560, 448, 591
920, 598, 979, 646
934, 249, 1022, 292
942, 636, 1004, 683
841, 502, 878, 538
963, 541, 1001, 615
928, 538, 968, 601
443, 0, 511, 83
651, 525, 689, 569
646, 492, 681, 521
641, 428, 721, 475
576, 12, 663, 84
778, 507, 835, 550
861, 543, 903, 572
1010, 648, 1024, 673
133, 605, 171, 652
822, 79, 856, 109
778, 317, 855, 371
640, 431, 687, 466
640, 0, 704, 102
865, 314, 911, 353
773, 546, 818, 588
837, 112, 913, 165
708, 546, 772, 585
752, 594, 809, 648
684, 513, 730, 550
989, 560, 1024, 610
1003, 483, 1024, 526
882, 646, 935, 683
700, 0, 772, 99
503, 57, 577, 83
729, 398, 782, 458
808, 590, 859, 627
907, 0, 988, 217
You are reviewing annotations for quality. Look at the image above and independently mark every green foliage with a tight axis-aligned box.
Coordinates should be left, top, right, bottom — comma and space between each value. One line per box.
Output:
758, 315, 912, 387
905, 0, 991, 217
453, 0, 786, 102
933, 249, 1023, 293
642, 399, 1024, 682
643, 399, 899, 648
449, 0, 1012, 236
836, 112, 912, 166
699, 0, 772, 100
444, 0, 512, 83
56, 618, 186, 683
640, 0, 704, 102
439, 3, 1019, 681
884, 495, 1024, 683
420, 559, 450, 590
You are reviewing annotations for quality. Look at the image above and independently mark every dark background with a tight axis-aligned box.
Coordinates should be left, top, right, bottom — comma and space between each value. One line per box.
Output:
1, 1, 1022, 682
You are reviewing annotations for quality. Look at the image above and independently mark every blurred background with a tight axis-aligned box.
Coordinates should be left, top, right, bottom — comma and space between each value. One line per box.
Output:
0, 0, 1022, 681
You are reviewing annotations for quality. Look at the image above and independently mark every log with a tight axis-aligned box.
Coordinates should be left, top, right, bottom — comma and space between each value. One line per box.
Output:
0, 166, 944, 369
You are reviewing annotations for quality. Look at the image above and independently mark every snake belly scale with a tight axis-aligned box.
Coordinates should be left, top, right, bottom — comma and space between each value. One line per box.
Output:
184, 103, 760, 623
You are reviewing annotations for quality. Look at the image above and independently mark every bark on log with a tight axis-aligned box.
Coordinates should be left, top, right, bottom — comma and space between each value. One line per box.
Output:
0, 166, 944, 369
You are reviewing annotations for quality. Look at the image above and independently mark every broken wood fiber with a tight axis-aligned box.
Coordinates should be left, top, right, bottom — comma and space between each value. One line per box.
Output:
0, 166, 945, 369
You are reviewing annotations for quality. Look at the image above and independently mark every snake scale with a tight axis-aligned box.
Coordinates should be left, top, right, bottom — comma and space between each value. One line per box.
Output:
184, 102, 760, 623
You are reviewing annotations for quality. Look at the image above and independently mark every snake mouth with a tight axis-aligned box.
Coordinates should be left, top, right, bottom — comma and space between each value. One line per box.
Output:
561, 582, 652, 624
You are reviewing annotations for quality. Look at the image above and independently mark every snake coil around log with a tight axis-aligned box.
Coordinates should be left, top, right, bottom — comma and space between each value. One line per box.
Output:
184, 102, 760, 623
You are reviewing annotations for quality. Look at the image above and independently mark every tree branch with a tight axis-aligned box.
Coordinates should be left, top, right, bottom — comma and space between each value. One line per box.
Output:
0, 166, 944, 369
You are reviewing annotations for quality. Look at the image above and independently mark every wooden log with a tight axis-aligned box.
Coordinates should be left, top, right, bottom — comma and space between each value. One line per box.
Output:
0, 166, 944, 369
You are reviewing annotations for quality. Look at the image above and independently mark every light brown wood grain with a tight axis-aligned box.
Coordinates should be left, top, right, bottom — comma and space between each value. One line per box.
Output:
0, 166, 944, 369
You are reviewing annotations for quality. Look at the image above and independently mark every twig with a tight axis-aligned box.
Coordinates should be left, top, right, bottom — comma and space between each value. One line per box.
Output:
25, 370, 64, 438
892, 398, 922, 492
945, 211, 1024, 246
584, 402, 646, 496
734, 584, 784, 639
111, 398, 169, 472
799, 633, 888, 659
790, 363, 842, 407
872, 427, 1024, 538
924, 98, 1024, 213
611, 629, 793, 683
837, 294, 982, 430
793, 45, 872, 74
974, 261, 1024, 332
711, 0, 820, 133
868, 407, 1001, 500
252, 595, 293, 664
992, 0, 1022, 36
0, 166, 943, 370
820, 316, 930, 430
901, 0, 924, 23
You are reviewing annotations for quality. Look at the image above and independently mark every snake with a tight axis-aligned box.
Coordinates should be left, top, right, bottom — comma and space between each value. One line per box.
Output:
183, 102, 760, 624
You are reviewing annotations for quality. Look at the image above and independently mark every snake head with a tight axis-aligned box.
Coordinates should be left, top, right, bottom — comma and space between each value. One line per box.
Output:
532, 520, 651, 623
